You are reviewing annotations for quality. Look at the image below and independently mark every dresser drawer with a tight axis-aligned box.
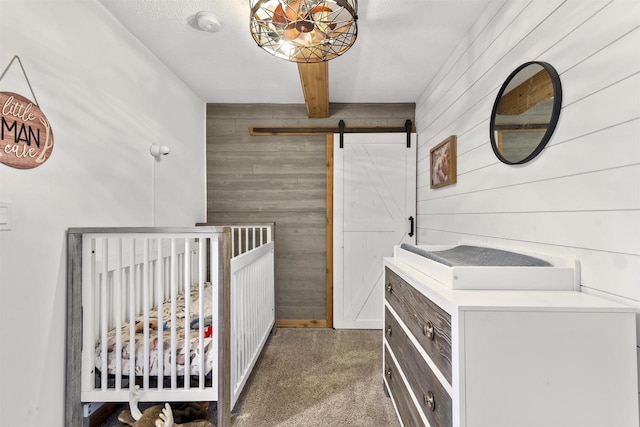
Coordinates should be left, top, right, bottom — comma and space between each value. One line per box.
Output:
385, 267, 452, 383
385, 307, 452, 427
384, 345, 425, 427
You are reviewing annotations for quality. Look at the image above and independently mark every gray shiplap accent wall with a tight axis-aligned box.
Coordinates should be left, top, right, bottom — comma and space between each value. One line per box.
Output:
207, 103, 415, 320
415, 0, 640, 385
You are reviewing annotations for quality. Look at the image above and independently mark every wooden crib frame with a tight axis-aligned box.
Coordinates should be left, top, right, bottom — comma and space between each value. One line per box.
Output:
65, 225, 275, 427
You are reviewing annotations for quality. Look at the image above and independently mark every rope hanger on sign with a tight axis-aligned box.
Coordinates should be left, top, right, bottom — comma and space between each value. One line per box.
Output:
0, 55, 41, 106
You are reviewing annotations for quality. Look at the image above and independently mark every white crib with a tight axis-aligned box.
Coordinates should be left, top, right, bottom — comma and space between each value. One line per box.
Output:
65, 225, 275, 427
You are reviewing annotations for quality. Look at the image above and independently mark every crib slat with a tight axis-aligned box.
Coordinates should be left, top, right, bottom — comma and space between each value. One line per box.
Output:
211, 235, 220, 396
234, 273, 238, 391
243, 269, 248, 380
100, 238, 108, 390
198, 238, 206, 389
128, 238, 136, 390
170, 238, 178, 388
184, 238, 191, 388
252, 263, 257, 361
115, 238, 123, 390
142, 238, 150, 389
156, 237, 164, 389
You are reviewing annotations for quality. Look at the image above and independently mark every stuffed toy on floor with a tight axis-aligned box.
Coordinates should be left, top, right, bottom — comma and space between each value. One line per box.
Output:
155, 403, 215, 427
116, 385, 214, 427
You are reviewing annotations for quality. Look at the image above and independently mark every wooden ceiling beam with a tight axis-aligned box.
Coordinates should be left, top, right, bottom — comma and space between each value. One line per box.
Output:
497, 69, 553, 115
298, 62, 329, 118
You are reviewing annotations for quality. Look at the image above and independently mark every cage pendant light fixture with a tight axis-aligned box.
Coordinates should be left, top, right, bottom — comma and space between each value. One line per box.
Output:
250, 0, 358, 63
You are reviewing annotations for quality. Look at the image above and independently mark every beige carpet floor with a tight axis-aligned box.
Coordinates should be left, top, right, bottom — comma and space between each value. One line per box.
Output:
101, 328, 400, 427
232, 328, 399, 427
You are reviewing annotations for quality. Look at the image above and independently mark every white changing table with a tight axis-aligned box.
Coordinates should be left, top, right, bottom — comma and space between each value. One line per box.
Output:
383, 249, 639, 427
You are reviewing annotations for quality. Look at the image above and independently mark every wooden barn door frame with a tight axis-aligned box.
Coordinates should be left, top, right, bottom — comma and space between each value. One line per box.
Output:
249, 125, 413, 328
326, 134, 334, 328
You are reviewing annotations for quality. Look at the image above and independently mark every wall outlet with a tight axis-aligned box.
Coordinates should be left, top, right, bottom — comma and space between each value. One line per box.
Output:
0, 202, 11, 230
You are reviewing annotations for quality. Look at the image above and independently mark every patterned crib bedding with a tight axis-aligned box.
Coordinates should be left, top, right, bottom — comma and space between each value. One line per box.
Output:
95, 283, 214, 377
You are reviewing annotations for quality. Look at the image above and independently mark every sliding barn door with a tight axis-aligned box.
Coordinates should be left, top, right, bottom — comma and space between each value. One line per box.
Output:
334, 133, 416, 329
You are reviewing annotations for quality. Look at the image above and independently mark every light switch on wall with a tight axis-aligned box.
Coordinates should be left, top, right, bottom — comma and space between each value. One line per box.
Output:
0, 202, 11, 230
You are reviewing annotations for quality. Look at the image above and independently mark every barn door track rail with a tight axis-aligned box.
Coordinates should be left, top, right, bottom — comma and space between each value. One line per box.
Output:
249, 119, 415, 148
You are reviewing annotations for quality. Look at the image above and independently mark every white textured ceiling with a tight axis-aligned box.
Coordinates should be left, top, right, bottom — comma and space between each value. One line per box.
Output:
97, 0, 493, 103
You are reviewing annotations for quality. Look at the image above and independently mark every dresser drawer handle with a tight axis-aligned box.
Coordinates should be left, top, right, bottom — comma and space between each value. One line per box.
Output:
386, 282, 393, 293
423, 321, 435, 340
385, 325, 392, 336
385, 368, 392, 380
424, 391, 435, 411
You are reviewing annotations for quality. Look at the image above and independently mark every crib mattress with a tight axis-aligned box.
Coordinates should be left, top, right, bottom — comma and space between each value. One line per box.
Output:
94, 283, 215, 377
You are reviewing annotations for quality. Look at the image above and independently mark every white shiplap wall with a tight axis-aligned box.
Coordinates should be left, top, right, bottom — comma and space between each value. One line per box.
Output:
415, 0, 640, 377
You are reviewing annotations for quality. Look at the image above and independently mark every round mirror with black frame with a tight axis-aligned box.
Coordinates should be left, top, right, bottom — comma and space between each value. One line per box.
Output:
490, 61, 562, 164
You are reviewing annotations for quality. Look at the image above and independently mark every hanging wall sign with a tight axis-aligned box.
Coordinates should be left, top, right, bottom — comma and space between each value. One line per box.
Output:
0, 91, 53, 169
0, 56, 53, 169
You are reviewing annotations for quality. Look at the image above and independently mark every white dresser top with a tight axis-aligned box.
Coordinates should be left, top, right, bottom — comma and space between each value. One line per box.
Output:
385, 257, 634, 314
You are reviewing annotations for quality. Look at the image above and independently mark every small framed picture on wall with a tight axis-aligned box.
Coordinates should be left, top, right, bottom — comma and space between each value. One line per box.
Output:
430, 135, 457, 189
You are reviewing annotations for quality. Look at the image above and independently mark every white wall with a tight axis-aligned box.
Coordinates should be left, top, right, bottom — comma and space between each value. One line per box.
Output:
0, 1, 206, 426
416, 0, 639, 394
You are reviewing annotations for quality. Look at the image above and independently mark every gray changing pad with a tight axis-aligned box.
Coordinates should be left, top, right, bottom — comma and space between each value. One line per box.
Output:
400, 244, 552, 267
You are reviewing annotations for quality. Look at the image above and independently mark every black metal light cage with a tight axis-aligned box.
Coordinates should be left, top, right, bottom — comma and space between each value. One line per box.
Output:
250, 0, 358, 63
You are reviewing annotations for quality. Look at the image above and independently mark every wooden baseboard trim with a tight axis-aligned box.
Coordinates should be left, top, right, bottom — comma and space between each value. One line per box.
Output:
277, 319, 328, 328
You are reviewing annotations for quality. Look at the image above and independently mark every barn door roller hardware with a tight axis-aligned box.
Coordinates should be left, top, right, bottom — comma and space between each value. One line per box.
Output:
404, 120, 412, 148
